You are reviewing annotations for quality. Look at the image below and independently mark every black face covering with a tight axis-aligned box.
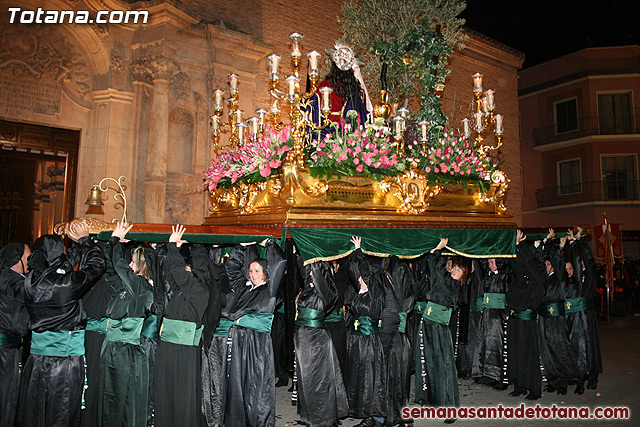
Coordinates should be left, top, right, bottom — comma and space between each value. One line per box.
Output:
28, 235, 66, 286
0, 242, 26, 271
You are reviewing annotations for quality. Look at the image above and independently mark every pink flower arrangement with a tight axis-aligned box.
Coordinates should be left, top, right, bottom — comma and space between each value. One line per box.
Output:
417, 131, 495, 181
204, 125, 292, 190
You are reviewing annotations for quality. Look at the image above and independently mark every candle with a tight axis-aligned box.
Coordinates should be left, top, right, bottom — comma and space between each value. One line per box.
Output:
461, 118, 471, 138
289, 32, 303, 58
392, 116, 404, 139
211, 115, 219, 135
418, 120, 429, 141
494, 114, 504, 135
474, 111, 484, 132
247, 117, 260, 138
256, 108, 267, 127
213, 89, 224, 110
485, 89, 495, 110
267, 54, 281, 77
285, 75, 299, 99
271, 99, 280, 115
319, 86, 333, 112
307, 51, 321, 76
481, 97, 489, 113
397, 107, 409, 118
234, 109, 244, 125
473, 73, 483, 93
237, 122, 247, 143
228, 73, 239, 94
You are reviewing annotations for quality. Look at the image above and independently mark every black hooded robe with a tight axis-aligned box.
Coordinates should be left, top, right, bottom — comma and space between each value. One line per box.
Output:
220, 241, 286, 427
154, 243, 210, 427
16, 235, 106, 427
294, 261, 348, 427
0, 243, 30, 427
457, 260, 484, 380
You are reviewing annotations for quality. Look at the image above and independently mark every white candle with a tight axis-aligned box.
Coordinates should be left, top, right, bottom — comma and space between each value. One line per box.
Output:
307, 51, 321, 76
267, 54, 281, 76
285, 75, 299, 98
461, 118, 471, 138
247, 117, 260, 138
211, 115, 219, 134
228, 73, 239, 94
397, 107, 409, 118
474, 111, 484, 132
234, 109, 244, 125
256, 108, 267, 127
213, 89, 224, 109
494, 114, 504, 135
418, 120, 429, 141
482, 97, 489, 113
473, 73, 483, 93
392, 116, 404, 139
271, 99, 280, 115
319, 86, 333, 112
485, 89, 495, 110
237, 122, 247, 143
289, 32, 303, 58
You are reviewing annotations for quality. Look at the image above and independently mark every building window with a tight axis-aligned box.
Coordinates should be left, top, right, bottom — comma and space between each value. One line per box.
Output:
554, 98, 578, 134
601, 155, 638, 200
598, 92, 633, 134
557, 158, 582, 195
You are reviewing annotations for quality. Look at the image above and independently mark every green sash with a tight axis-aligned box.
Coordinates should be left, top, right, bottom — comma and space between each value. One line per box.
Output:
232, 312, 274, 334
141, 315, 159, 339
510, 309, 534, 321
423, 301, 453, 326
398, 311, 408, 333
31, 330, 85, 356
482, 293, 507, 310
276, 304, 285, 314
0, 332, 21, 347
295, 307, 325, 328
540, 302, 563, 317
86, 317, 108, 334
352, 315, 379, 336
325, 307, 345, 323
105, 317, 144, 345
160, 318, 204, 346
414, 301, 427, 315
565, 297, 592, 313
215, 318, 233, 336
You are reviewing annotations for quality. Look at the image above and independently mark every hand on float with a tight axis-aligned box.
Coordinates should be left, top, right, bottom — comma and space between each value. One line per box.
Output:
544, 228, 555, 242
516, 229, 527, 245
576, 226, 584, 239
111, 221, 132, 243
169, 224, 188, 247
350, 236, 362, 250
259, 238, 270, 247
431, 237, 448, 253
67, 222, 90, 242
567, 228, 575, 242
559, 236, 568, 249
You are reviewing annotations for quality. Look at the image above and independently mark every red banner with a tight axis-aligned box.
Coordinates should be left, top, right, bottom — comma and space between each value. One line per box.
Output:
595, 222, 623, 260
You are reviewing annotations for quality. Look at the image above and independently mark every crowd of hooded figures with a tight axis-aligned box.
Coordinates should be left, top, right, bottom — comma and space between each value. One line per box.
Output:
0, 223, 603, 427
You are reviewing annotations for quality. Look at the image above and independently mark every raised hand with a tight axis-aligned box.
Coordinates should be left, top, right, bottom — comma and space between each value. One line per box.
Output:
67, 221, 90, 242
111, 221, 133, 243
169, 224, 188, 247
350, 236, 362, 250
516, 229, 527, 245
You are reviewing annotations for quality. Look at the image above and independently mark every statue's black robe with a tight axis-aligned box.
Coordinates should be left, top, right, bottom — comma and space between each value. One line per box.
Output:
384, 259, 415, 426
572, 238, 603, 385
295, 261, 348, 427
457, 260, 484, 379
221, 241, 286, 427
154, 243, 210, 427
0, 244, 29, 427
97, 238, 153, 427
345, 249, 387, 420
472, 261, 511, 385
80, 241, 117, 427
17, 235, 105, 427
538, 241, 581, 390
417, 250, 461, 407
507, 242, 545, 397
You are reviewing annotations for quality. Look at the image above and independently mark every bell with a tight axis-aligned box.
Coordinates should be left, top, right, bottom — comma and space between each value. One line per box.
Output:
84, 184, 104, 206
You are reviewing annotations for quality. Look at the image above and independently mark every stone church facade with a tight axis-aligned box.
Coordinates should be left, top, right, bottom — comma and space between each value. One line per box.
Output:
0, 0, 523, 240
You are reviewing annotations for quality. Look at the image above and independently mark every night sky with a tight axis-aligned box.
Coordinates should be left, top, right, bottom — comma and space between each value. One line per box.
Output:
461, 0, 639, 68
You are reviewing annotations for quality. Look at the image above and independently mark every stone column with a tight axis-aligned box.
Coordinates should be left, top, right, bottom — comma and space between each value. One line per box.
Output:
143, 55, 179, 223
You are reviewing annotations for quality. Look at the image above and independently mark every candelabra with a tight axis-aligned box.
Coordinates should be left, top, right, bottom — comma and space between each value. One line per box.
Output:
267, 32, 334, 168
210, 73, 269, 149
460, 73, 504, 157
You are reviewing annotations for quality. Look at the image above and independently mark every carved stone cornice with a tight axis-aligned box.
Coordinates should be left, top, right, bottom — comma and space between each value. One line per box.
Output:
145, 55, 180, 82
129, 58, 152, 85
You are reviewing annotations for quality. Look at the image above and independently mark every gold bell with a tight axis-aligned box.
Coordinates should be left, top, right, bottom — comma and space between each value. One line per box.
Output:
84, 184, 104, 206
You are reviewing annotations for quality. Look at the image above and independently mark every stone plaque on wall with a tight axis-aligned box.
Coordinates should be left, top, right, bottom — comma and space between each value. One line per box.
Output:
0, 73, 62, 116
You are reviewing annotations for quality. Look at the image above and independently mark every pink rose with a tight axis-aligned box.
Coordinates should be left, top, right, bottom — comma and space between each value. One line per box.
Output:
356, 164, 364, 173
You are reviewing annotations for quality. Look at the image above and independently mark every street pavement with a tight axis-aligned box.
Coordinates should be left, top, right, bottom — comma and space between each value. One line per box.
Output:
274, 316, 639, 426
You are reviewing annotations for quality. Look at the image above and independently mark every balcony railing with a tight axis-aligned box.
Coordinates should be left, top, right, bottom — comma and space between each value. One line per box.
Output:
536, 180, 640, 208
532, 113, 640, 147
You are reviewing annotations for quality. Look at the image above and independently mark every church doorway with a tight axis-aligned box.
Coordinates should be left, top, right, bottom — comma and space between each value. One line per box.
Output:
0, 119, 79, 246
